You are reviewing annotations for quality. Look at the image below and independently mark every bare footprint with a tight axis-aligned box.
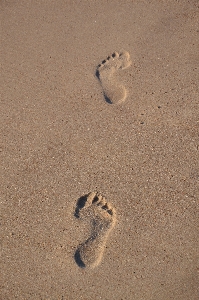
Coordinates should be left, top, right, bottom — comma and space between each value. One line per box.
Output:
96, 51, 132, 104
74, 192, 116, 268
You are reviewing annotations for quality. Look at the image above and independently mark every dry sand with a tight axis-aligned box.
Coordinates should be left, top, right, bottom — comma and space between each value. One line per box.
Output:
1, 0, 199, 299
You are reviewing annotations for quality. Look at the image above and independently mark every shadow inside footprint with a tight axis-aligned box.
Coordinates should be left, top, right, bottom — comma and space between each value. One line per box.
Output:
95, 70, 112, 104
95, 69, 100, 79
74, 248, 86, 268
103, 94, 112, 104
74, 194, 88, 218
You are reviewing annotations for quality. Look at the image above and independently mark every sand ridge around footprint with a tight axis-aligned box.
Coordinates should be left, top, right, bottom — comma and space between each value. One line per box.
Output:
96, 51, 132, 104
74, 192, 116, 269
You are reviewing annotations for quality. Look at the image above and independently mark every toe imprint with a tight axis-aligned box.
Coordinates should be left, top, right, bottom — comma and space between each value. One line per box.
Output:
96, 51, 132, 104
74, 192, 116, 268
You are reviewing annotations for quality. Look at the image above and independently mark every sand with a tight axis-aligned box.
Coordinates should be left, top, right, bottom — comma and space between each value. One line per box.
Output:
1, 0, 199, 299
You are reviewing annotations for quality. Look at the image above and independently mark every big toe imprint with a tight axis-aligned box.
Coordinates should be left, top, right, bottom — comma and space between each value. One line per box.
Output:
74, 192, 116, 268
96, 51, 132, 104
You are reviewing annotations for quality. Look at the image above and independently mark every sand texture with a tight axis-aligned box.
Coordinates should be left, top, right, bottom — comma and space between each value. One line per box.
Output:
1, 0, 199, 299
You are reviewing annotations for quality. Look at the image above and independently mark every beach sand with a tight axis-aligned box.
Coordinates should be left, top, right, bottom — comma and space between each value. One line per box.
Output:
1, 0, 199, 299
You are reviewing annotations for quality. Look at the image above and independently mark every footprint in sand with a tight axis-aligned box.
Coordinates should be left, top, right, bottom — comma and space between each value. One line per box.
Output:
96, 51, 132, 104
74, 192, 116, 268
